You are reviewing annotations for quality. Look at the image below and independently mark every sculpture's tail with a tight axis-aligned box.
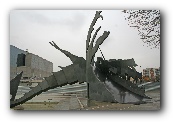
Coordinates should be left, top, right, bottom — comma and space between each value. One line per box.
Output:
10, 64, 86, 108
10, 71, 23, 101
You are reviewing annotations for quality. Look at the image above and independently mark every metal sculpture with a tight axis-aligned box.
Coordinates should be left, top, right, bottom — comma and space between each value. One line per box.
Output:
10, 11, 150, 108
10, 71, 23, 101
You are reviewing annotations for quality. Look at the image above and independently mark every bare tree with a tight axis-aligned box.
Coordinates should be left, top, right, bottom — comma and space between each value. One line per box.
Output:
122, 10, 160, 49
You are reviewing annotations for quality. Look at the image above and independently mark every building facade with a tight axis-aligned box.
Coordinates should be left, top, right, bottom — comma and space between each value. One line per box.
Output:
10, 45, 53, 80
143, 68, 160, 82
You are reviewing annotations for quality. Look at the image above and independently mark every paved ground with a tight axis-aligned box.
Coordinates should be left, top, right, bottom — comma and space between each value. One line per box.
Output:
12, 89, 160, 111
82, 99, 160, 111
82, 89, 160, 111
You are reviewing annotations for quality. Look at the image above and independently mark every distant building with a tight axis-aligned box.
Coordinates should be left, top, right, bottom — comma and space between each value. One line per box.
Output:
10, 45, 53, 80
143, 67, 160, 82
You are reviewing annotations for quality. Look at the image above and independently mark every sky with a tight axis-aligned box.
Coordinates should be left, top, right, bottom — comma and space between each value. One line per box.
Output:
10, 10, 160, 72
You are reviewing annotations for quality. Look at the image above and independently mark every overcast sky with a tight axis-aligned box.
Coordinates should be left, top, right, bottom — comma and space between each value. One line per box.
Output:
10, 10, 160, 72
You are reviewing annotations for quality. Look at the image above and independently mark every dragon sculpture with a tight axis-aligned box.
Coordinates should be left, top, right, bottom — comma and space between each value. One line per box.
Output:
10, 11, 150, 108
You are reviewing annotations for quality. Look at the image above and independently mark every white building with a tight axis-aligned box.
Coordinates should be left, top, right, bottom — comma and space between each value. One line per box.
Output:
143, 67, 160, 81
